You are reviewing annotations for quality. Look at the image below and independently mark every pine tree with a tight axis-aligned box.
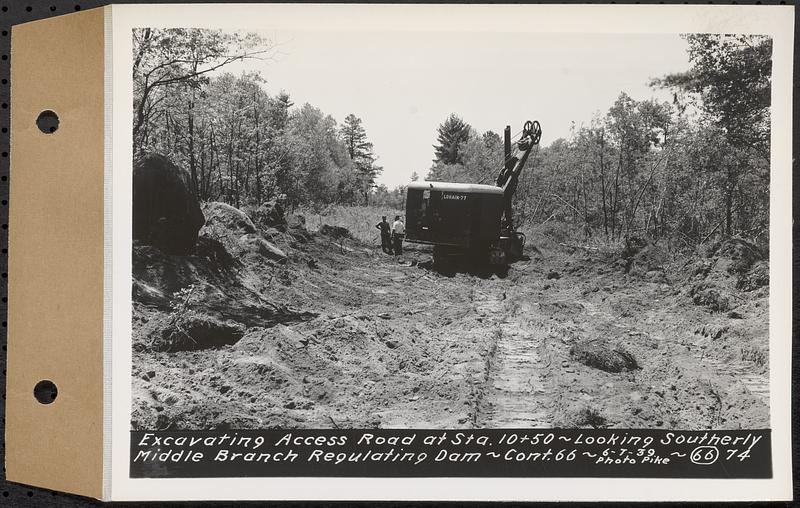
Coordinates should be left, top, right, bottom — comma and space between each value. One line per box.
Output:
433, 113, 472, 164
340, 114, 382, 203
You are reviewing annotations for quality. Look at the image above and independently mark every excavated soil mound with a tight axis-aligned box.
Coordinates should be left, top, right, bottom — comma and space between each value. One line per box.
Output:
132, 241, 310, 351
689, 282, 731, 312
570, 340, 640, 373
248, 199, 288, 231
144, 313, 246, 352
238, 234, 288, 263
618, 238, 669, 277
319, 224, 354, 240
556, 405, 608, 429
737, 260, 769, 291
195, 236, 236, 270
713, 238, 764, 274
687, 238, 767, 310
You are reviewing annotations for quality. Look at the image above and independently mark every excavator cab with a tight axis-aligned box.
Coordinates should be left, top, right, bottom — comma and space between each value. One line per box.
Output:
405, 120, 541, 266
405, 182, 504, 249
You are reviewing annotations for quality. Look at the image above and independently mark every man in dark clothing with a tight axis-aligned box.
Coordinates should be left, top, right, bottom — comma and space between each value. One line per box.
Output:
375, 216, 393, 254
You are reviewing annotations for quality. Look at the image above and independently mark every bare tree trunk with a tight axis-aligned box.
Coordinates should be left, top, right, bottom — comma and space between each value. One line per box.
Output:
611, 141, 624, 241
253, 89, 262, 205
724, 161, 737, 237
598, 131, 609, 237
187, 75, 198, 199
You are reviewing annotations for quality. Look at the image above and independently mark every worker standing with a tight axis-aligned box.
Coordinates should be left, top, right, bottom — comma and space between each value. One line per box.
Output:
375, 216, 393, 254
392, 215, 405, 257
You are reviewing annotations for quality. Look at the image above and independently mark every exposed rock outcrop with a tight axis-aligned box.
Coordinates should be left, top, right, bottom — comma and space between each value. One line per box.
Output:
133, 153, 205, 255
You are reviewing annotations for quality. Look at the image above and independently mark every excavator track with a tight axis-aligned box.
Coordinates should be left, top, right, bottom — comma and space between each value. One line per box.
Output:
471, 283, 551, 428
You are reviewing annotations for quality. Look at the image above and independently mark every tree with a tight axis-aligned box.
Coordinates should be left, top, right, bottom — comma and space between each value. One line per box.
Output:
654, 34, 771, 153
433, 114, 472, 164
132, 28, 273, 160
604, 93, 672, 239
340, 114, 382, 204
132, 29, 385, 210
654, 34, 771, 237
427, 128, 503, 184
461, 131, 504, 183
289, 104, 349, 204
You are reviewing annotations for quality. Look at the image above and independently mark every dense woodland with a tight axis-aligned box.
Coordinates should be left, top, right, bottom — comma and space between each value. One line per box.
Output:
428, 35, 772, 246
134, 30, 771, 246
133, 29, 383, 210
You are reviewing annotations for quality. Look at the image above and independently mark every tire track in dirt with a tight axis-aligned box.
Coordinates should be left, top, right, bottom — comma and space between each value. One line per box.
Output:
585, 295, 770, 407
471, 282, 551, 428
699, 357, 770, 405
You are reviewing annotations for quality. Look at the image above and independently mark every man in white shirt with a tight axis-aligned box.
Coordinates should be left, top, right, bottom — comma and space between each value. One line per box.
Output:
391, 215, 405, 256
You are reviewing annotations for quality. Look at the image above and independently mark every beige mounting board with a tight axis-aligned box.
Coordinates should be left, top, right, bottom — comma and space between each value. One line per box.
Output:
6, 7, 105, 499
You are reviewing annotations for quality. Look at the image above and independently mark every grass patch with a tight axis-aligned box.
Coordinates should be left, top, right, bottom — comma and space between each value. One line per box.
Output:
302, 205, 405, 245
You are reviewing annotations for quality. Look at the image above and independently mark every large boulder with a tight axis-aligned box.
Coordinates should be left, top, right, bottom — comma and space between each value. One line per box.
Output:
200, 202, 287, 263
133, 153, 205, 255
199, 202, 257, 253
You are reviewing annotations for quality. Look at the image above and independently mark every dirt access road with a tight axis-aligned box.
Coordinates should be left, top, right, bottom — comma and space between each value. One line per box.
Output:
131, 206, 769, 431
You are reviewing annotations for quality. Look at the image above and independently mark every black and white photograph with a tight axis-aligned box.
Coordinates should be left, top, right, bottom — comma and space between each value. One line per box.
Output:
128, 24, 776, 435
1, 2, 793, 502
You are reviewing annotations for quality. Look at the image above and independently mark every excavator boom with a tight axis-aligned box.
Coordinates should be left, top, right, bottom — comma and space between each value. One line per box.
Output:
496, 120, 542, 231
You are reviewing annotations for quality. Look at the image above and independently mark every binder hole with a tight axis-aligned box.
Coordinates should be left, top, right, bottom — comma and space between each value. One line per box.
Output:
74, 5, 81, 11
34, 380, 58, 404
36, 110, 59, 134
25, 6, 31, 12
1, 7, 6, 13
49, 5, 55, 11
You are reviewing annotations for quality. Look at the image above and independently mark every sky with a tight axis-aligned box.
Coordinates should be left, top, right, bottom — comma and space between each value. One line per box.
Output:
222, 31, 691, 189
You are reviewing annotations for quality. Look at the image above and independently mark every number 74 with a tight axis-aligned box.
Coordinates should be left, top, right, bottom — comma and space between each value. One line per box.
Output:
726, 449, 752, 461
